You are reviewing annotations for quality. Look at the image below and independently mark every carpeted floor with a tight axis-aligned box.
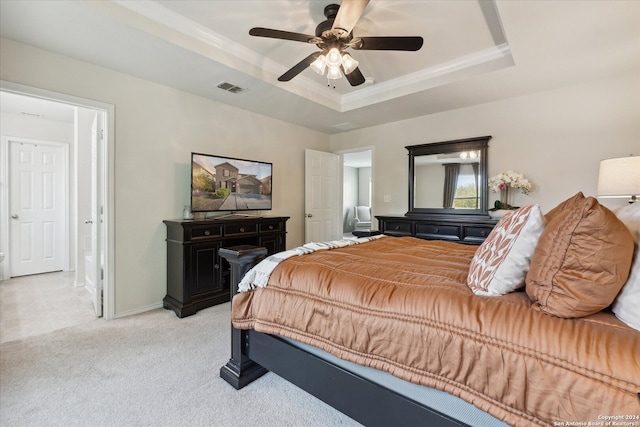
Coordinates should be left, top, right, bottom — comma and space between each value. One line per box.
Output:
0, 271, 96, 344
0, 303, 360, 427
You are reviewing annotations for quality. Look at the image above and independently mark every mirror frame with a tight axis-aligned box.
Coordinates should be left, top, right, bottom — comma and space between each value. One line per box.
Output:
406, 136, 491, 217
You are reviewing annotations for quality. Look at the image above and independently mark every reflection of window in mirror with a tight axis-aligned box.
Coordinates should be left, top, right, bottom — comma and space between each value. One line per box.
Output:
452, 163, 480, 209
413, 155, 480, 209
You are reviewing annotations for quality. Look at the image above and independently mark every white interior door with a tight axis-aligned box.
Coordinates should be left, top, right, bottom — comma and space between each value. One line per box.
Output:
304, 149, 341, 243
85, 114, 103, 317
9, 140, 66, 277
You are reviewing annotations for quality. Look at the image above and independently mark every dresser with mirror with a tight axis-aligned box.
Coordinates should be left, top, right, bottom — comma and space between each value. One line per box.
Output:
376, 136, 497, 245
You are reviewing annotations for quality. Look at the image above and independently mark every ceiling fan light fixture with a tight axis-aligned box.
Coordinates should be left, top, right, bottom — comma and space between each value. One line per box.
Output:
310, 54, 327, 75
326, 65, 343, 80
326, 48, 342, 67
341, 52, 359, 75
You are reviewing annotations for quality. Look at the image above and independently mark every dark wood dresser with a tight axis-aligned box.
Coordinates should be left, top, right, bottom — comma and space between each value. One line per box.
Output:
376, 215, 497, 245
163, 216, 289, 317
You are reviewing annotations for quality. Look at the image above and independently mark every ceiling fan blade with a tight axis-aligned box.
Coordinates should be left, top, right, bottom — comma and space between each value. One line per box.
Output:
249, 27, 315, 43
342, 66, 366, 86
353, 36, 424, 51
331, 0, 370, 38
278, 52, 322, 82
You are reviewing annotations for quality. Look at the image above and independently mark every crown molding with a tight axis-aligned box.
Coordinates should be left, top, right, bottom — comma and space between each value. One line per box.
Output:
340, 43, 513, 112
111, 1, 511, 113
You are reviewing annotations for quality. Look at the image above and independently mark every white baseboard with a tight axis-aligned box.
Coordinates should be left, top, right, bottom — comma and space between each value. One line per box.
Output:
114, 302, 164, 319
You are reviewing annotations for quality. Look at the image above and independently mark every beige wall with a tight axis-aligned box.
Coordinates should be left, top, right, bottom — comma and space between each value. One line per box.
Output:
331, 71, 640, 218
3, 36, 638, 317
1, 39, 330, 316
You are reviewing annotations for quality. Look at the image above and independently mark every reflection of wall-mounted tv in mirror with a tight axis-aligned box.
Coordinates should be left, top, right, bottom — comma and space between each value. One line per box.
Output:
190, 152, 272, 213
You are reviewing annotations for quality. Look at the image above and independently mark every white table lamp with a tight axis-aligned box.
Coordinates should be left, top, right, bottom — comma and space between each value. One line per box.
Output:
597, 155, 640, 203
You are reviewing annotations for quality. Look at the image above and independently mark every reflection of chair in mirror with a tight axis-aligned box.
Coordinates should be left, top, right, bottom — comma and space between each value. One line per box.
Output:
354, 206, 371, 231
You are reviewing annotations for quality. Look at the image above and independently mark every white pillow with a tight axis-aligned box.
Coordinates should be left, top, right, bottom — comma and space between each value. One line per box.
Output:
467, 205, 546, 296
612, 203, 640, 331
614, 203, 640, 244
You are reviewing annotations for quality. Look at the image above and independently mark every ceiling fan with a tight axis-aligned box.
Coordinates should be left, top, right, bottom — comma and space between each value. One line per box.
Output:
249, 0, 424, 87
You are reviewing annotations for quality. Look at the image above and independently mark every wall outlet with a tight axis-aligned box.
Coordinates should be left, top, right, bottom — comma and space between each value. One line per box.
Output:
383, 195, 391, 203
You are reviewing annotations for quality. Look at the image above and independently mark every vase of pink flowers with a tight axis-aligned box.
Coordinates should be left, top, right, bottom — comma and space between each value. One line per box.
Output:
488, 171, 532, 218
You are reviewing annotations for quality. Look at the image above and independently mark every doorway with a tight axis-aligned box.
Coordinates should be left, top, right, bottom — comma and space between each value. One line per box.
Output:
8, 139, 68, 277
341, 149, 373, 238
0, 82, 114, 319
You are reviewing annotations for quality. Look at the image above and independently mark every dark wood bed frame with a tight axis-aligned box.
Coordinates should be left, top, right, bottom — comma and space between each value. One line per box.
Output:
218, 245, 472, 427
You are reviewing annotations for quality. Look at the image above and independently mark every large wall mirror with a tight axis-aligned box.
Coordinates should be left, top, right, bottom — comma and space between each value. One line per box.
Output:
406, 136, 491, 217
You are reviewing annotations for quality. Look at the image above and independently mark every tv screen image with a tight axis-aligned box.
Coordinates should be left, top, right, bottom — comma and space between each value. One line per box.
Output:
191, 153, 272, 212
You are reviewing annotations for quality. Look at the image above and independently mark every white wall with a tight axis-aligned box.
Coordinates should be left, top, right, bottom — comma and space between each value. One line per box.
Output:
1, 38, 330, 317
343, 166, 358, 233
358, 167, 371, 207
3, 36, 637, 317
331, 71, 640, 219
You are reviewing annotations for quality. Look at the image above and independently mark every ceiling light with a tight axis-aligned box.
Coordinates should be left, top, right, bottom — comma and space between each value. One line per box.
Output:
326, 48, 342, 67
310, 54, 327, 75
326, 65, 342, 80
341, 53, 358, 75
309, 48, 360, 84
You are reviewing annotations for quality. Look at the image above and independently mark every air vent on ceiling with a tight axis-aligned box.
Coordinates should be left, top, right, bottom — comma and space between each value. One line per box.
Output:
217, 82, 245, 94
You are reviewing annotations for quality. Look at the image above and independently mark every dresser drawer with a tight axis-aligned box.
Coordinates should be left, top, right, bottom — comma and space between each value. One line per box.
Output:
225, 223, 258, 236
190, 225, 223, 240
383, 221, 412, 236
375, 216, 496, 246
462, 226, 493, 244
260, 221, 281, 233
416, 224, 460, 241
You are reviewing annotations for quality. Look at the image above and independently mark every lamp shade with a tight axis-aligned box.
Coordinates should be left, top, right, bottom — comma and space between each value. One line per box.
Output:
310, 54, 327, 75
326, 65, 342, 80
597, 155, 640, 198
341, 53, 359, 75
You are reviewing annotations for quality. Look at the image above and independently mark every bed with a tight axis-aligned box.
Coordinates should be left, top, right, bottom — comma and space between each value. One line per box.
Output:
220, 195, 640, 427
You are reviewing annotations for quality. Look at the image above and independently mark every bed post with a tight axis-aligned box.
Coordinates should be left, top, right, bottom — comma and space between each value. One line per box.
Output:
218, 245, 268, 389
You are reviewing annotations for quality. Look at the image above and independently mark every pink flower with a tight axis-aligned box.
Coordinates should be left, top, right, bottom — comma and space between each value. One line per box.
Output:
498, 183, 506, 190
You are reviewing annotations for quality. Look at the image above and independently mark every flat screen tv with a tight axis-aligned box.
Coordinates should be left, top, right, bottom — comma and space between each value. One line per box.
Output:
190, 152, 272, 213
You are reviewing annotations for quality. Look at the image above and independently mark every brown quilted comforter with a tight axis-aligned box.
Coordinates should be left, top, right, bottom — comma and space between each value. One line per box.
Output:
232, 237, 640, 427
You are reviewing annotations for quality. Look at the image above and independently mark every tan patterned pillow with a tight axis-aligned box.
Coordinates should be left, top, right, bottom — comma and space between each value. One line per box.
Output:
467, 205, 546, 296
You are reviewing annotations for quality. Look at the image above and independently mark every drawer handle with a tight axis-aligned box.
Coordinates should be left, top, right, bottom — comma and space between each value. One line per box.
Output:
268, 225, 274, 230
204, 230, 211, 236
434, 227, 439, 233
480, 230, 487, 236
214, 264, 220, 270
394, 225, 400, 231
239, 227, 245, 233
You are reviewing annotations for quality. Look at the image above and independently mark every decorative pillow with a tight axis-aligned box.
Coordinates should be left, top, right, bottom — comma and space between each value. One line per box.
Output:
613, 202, 640, 244
544, 191, 584, 222
612, 203, 640, 331
526, 197, 635, 318
467, 205, 545, 296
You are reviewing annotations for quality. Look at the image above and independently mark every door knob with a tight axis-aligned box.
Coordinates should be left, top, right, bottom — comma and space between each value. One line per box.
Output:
85, 220, 93, 224
305, 213, 313, 218
11, 214, 18, 219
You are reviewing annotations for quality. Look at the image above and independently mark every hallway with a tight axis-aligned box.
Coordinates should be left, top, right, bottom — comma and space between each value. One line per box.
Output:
0, 271, 96, 343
